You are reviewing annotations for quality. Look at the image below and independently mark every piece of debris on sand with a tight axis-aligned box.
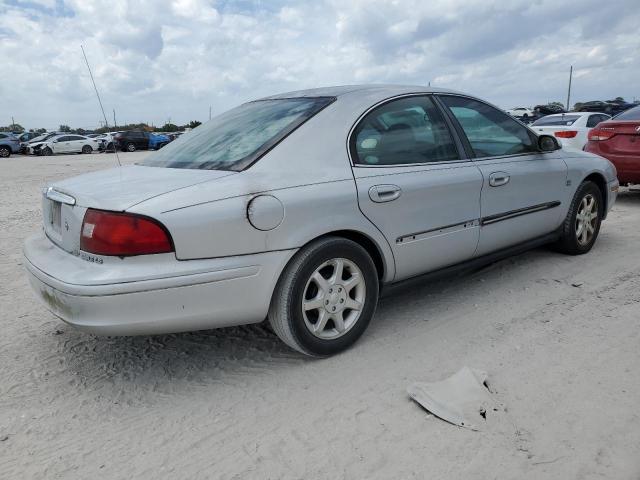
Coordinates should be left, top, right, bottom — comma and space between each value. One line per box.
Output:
407, 366, 498, 431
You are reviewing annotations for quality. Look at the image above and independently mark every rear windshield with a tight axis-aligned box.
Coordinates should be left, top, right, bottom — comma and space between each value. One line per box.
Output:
531, 115, 581, 126
140, 97, 335, 171
613, 106, 640, 121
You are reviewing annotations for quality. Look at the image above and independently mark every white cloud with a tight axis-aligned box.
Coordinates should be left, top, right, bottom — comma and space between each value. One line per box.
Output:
0, 0, 638, 130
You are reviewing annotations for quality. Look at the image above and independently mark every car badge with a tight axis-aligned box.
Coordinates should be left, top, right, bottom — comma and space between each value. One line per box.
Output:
636, 126, 640, 132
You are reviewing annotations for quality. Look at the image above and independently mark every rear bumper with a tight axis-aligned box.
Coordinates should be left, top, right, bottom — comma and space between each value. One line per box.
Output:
585, 142, 640, 184
24, 231, 295, 335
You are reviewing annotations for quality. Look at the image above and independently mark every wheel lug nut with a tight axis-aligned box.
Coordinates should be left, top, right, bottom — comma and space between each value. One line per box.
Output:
340, 299, 344, 303
332, 307, 336, 311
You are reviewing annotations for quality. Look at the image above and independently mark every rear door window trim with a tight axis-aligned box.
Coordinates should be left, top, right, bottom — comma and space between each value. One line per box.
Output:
347, 93, 471, 169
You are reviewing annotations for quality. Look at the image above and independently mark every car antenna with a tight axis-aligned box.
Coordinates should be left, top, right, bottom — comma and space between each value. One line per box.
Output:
80, 45, 121, 167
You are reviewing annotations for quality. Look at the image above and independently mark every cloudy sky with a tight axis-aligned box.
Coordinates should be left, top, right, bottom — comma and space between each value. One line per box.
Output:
1, 0, 638, 130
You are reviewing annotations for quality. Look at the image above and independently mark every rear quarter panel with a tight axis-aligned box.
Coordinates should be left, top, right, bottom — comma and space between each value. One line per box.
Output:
129, 94, 399, 282
558, 150, 617, 215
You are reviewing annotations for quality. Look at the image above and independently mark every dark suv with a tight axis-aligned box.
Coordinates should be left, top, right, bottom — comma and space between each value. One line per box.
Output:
113, 131, 151, 152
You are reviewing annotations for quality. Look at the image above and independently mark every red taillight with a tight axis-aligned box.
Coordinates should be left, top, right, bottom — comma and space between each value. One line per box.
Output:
588, 128, 616, 141
554, 130, 578, 138
80, 209, 173, 256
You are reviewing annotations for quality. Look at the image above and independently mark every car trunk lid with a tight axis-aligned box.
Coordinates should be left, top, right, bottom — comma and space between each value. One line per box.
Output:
593, 120, 640, 155
43, 165, 235, 254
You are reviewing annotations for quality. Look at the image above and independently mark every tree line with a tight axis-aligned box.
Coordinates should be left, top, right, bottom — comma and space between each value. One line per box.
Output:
0, 120, 203, 134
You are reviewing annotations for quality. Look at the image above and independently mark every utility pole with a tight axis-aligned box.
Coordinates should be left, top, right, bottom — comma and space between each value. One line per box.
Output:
566, 65, 573, 111
209, 106, 212, 121
113, 109, 116, 128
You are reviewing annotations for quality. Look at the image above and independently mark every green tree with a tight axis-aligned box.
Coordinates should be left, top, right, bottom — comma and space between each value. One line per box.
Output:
188, 120, 202, 129
160, 123, 179, 132
549, 101, 565, 110
59, 124, 71, 132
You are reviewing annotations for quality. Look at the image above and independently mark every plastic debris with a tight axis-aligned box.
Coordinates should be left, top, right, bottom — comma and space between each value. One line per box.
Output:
407, 366, 497, 431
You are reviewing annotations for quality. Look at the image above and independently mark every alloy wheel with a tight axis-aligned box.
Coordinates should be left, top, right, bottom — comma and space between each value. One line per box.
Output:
301, 258, 366, 340
575, 193, 598, 246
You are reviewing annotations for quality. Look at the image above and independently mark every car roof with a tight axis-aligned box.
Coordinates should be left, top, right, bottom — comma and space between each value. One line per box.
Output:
544, 112, 603, 118
259, 84, 461, 101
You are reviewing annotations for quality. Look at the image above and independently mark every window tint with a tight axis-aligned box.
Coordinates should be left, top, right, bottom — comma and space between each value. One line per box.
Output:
68, 136, 84, 141
141, 97, 335, 171
532, 115, 581, 127
351, 96, 459, 166
441, 96, 536, 158
0, 134, 6, 139
57, 136, 70, 142
586, 115, 602, 128
613, 106, 640, 121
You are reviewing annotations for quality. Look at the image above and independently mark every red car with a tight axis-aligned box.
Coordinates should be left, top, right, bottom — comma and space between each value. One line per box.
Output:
585, 105, 640, 185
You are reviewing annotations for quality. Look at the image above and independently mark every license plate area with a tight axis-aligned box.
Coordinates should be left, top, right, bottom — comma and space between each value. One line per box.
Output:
49, 200, 62, 234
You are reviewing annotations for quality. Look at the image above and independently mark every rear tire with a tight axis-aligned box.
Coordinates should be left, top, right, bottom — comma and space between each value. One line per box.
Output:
126, 142, 136, 152
0, 146, 10, 158
554, 181, 603, 255
268, 237, 379, 357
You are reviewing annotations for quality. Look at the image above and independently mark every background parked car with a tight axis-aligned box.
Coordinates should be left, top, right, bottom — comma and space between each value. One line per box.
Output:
24, 132, 61, 153
577, 100, 635, 116
113, 131, 151, 152
0, 132, 21, 157
29, 134, 101, 155
534, 104, 566, 116
531, 112, 611, 150
585, 105, 640, 185
506, 107, 534, 119
16, 132, 41, 142
149, 133, 171, 150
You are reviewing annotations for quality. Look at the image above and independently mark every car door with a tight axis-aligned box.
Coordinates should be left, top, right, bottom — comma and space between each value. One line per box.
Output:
66, 136, 82, 152
350, 95, 484, 281
53, 136, 71, 153
438, 95, 568, 257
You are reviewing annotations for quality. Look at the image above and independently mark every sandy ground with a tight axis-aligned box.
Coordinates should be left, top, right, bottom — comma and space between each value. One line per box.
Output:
1, 151, 639, 479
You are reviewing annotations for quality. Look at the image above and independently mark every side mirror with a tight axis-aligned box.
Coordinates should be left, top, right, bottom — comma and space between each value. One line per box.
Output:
52, 139, 58, 143
538, 134, 560, 152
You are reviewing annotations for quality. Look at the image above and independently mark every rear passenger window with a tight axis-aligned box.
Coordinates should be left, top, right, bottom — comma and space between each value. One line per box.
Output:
351, 96, 459, 166
586, 115, 601, 128
440, 96, 537, 158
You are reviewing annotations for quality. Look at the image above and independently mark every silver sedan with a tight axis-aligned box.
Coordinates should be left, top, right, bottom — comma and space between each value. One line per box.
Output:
24, 85, 618, 356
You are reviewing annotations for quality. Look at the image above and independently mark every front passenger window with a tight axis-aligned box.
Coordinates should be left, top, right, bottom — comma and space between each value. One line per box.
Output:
440, 96, 537, 158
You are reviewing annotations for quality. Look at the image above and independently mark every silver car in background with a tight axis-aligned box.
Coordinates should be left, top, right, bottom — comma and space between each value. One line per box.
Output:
24, 85, 618, 356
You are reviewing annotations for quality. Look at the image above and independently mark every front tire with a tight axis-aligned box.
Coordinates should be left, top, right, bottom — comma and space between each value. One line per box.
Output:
42, 147, 53, 156
269, 237, 379, 357
81, 145, 92, 154
555, 181, 603, 255
126, 142, 136, 152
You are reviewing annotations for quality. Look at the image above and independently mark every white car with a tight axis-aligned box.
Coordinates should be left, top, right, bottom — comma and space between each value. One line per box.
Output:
531, 112, 611, 150
506, 107, 534, 118
29, 134, 101, 155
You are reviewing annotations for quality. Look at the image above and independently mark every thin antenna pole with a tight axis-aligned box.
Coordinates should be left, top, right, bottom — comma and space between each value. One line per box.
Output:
113, 109, 116, 128
566, 65, 573, 112
81, 45, 121, 166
